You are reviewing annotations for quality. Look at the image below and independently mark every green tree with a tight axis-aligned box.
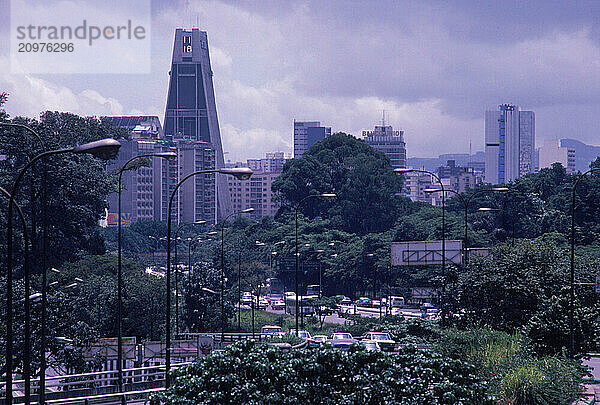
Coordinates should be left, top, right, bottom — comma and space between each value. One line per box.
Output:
272, 133, 404, 234
158, 340, 491, 404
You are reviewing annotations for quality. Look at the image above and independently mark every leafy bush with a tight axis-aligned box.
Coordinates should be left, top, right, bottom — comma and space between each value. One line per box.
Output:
158, 340, 492, 404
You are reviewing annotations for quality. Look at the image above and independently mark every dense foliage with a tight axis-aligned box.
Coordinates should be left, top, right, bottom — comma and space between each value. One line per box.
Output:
159, 340, 492, 405
272, 133, 404, 234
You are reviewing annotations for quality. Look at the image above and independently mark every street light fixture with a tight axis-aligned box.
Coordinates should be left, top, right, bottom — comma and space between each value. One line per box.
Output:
395, 168, 448, 324
568, 168, 600, 358
5, 138, 120, 405
165, 167, 253, 387
220, 208, 255, 339
295, 193, 336, 336
423, 187, 507, 264
116, 151, 175, 392
173, 220, 206, 336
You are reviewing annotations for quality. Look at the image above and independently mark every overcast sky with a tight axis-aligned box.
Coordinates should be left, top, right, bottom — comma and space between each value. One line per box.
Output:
1, 0, 599, 161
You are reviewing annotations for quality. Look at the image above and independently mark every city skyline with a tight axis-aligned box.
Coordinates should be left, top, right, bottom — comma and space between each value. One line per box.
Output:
0, 0, 599, 161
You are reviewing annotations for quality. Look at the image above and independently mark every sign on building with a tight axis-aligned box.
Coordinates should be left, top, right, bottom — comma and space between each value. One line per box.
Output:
391, 240, 463, 266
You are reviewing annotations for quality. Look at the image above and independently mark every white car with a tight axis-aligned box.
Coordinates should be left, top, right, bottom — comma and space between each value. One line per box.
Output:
260, 325, 285, 337
362, 340, 381, 352
289, 329, 312, 339
330, 332, 354, 341
258, 298, 269, 309
271, 300, 285, 310
391, 307, 403, 317
241, 292, 252, 305
363, 332, 396, 352
284, 291, 296, 298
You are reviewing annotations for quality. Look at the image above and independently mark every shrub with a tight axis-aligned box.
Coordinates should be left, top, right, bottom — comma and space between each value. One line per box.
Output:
158, 340, 492, 404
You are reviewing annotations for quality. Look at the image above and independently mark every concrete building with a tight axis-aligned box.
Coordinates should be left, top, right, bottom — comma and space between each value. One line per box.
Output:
402, 171, 437, 205
538, 139, 576, 173
160, 140, 217, 225
226, 152, 286, 219
293, 121, 331, 158
164, 28, 232, 220
485, 104, 535, 184
436, 160, 482, 193
104, 116, 167, 226
363, 123, 406, 169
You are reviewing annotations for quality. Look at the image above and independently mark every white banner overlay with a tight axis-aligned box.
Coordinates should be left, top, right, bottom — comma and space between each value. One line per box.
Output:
10, 0, 151, 74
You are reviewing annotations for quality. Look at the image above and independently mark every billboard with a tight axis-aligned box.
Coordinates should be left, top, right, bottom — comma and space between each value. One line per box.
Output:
391, 240, 462, 266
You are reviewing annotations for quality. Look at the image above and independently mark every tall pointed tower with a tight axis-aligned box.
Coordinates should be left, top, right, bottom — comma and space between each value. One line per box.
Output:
164, 28, 232, 220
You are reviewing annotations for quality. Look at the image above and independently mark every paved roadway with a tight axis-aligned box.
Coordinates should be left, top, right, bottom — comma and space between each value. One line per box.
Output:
257, 304, 423, 325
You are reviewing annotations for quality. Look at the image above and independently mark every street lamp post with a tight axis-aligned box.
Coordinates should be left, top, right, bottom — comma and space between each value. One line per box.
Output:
569, 168, 600, 358
294, 193, 336, 336
0, 188, 30, 404
219, 208, 255, 339
165, 167, 252, 387
395, 168, 447, 324
173, 221, 206, 336
0, 123, 46, 405
4, 138, 120, 405
424, 187, 508, 264
116, 152, 175, 392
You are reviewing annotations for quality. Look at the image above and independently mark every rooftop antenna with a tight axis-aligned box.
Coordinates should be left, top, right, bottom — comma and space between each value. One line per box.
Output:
381, 109, 386, 126
469, 140, 472, 168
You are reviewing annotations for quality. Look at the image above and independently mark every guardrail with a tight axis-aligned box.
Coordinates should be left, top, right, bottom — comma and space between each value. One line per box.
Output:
0, 363, 190, 404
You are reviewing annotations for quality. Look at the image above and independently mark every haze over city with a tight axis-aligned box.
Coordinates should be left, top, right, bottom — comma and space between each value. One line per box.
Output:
1, 0, 599, 161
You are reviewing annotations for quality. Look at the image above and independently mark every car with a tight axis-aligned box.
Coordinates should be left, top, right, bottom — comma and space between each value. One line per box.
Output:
260, 325, 284, 337
330, 332, 354, 341
372, 300, 381, 308
241, 292, 253, 306
312, 335, 328, 344
340, 297, 352, 305
330, 340, 356, 351
258, 298, 269, 309
355, 297, 373, 307
284, 291, 296, 298
420, 302, 435, 312
363, 332, 396, 352
319, 305, 334, 315
271, 300, 285, 310
422, 308, 439, 320
289, 329, 312, 339
390, 307, 403, 317
362, 340, 381, 352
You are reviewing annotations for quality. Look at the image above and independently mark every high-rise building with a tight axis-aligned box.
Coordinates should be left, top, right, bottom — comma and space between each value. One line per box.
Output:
164, 28, 232, 220
362, 122, 406, 169
227, 152, 287, 219
538, 139, 576, 173
485, 104, 535, 184
104, 116, 167, 226
159, 140, 217, 225
293, 121, 331, 158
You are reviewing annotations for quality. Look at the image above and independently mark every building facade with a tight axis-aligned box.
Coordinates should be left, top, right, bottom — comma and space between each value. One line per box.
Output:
485, 104, 535, 184
293, 121, 331, 158
363, 124, 406, 169
227, 152, 287, 219
538, 139, 576, 174
104, 116, 167, 226
164, 28, 232, 220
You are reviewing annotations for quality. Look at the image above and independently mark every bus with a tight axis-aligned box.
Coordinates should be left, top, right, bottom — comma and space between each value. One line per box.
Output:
285, 295, 318, 316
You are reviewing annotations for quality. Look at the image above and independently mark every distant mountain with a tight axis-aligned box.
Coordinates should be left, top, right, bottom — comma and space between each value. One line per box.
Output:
560, 139, 600, 172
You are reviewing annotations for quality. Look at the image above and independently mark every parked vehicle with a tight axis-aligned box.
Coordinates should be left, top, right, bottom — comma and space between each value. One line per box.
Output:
284, 291, 296, 298
420, 302, 435, 312
422, 308, 439, 320
340, 297, 352, 305
363, 332, 396, 352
